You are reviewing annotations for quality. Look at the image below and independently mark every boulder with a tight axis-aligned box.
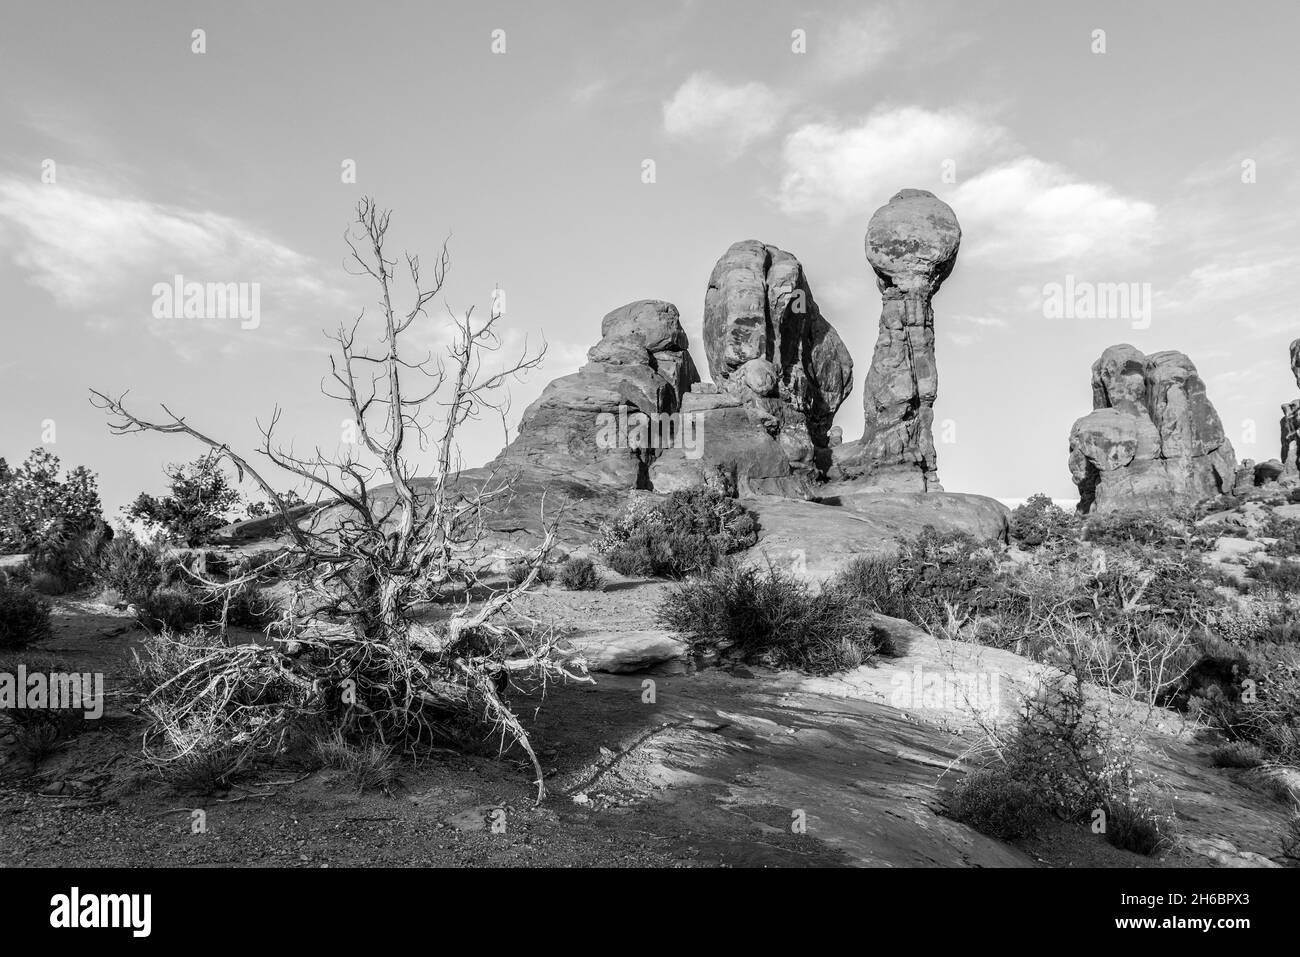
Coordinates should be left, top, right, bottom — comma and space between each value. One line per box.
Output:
648, 386, 811, 497
495, 299, 699, 488
836, 189, 961, 491
563, 629, 689, 674
744, 491, 1010, 580
1069, 345, 1235, 512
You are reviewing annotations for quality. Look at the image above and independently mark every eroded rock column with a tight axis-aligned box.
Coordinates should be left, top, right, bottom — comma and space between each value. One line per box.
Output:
856, 189, 961, 491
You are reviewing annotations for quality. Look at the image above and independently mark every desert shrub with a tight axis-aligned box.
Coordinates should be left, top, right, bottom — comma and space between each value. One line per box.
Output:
135, 585, 207, 633
1210, 741, 1267, 768
597, 487, 760, 579
1083, 509, 1176, 546
1247, 560, 1300, 596
948, 769, 1045, 840
1192, 656, 1300, 764
311, 729, 398, 792
507, 561, 553, 587
94, 532, 168, 603
0, 449, 103, 554
0, 580, 52, 650
219, 585, 279, 630
659, 560, 888, 673
129, 628, 216, 694
1101, 790, 1175, 856
557, 556, 603, 591
971, 662, 1176, 856
124, 453, 241, 546
1256, 615, 1300, 645
28, 571, 66, 595
1283, 812, 1300, 861
1009, 493, 1079, 548
834, 528, 1016, 635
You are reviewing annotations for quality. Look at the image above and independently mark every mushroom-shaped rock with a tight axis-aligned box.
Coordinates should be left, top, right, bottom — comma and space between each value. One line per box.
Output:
840, 189, 960, 491
864, 188, 962, 297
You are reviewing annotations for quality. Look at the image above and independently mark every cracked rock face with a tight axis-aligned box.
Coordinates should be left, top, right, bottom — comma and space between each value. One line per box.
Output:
699, 240, 853, 478
840, 189, 960, 491
495, 299, 698, 488
1069, 344, 1235, 512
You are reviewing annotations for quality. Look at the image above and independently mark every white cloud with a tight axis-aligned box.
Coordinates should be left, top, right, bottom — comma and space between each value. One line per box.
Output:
953, 314, 1009, 328
812, 8, 902, 82
0, 171, 341, 354
775, 107, 1156, 269
951, 157, 1157, 266
774, 106, 1005, 220
663, 72, 791, 158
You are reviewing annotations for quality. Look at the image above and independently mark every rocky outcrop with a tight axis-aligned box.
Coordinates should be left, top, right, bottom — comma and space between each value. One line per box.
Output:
648, 383, 811, 497
835, 189, 961, 491
1069, 345, 1236, 512
699, 240, 853, 477
495, 300, 699, 488
1280, 338, 1300, 472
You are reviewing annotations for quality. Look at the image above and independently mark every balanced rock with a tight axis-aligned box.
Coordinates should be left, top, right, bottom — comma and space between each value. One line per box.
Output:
1069, 345, 1235, 512
835, 189, 961, 491
496, 300, 699, 488
699, 240, 853, 477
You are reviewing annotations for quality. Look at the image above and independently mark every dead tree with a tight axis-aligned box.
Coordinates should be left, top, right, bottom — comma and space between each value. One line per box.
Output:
92, 198, 582, 798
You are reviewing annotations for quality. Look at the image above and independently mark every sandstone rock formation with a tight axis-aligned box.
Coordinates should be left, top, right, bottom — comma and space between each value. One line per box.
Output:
698, 240, 853, 476
835, 189, 961, 491
1069, 344, 1236, 512
495, 299, 699, 488
648, 382, 812, 497
1280, 337, 1300, 472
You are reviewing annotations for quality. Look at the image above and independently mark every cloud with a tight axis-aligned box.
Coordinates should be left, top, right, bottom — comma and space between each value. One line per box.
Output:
810, 8, 903, 82
774, 106, 1004, 220
953, 314, 1009, 328
0, 171, 339, 351
774, 107, 1156, 269
951, 158, 1157, 266
663, 72, 791, 158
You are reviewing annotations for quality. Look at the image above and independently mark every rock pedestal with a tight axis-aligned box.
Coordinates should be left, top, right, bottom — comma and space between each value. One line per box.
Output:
835, 189, 961, 491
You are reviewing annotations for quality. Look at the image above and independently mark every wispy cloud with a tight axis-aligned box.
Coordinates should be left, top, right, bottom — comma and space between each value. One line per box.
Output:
663, 72, 792, 158
0, 170, 342, 355
774, 106, 1156, 270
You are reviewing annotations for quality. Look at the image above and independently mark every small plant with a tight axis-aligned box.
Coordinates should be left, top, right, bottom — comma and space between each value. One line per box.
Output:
1210, 740, 1267, 768
507, 561, 553, 587
1283, 809, 1300, 861
659, 559, 888, 673
94, 532, 167, 603
134, 585, 207, 633
557, 556, 603, 591
311, 729, 398, 792
28, 571, 66, 595
1247, 560, 1300, 596
948, 769, 1045, 840
1101, 791, 1175, 856
0, 579, 52, 650
1083, 509, 1176, 546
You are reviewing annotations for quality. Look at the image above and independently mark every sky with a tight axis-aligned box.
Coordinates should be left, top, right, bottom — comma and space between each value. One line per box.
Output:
1, 0, 1297, 514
